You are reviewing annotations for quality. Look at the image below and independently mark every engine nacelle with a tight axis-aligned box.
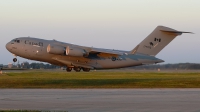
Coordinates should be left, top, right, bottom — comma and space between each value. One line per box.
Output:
66, 46, 86, 57
47, 44, 65, 55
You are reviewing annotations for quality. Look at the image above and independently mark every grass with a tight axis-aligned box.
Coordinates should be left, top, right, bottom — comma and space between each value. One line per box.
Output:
1, 70, 200, 88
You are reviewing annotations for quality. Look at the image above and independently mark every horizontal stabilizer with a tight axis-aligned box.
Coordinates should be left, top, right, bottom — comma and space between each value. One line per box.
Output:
160, 30, 193, 35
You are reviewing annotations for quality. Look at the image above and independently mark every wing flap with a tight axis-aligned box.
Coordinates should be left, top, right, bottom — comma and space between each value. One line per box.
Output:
52, 57, 94, 69
89, 48, 124, 56
72, 62, 94, 69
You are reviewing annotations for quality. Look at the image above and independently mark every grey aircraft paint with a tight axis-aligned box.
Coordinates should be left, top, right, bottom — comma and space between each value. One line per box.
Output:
5, 26, 191, 72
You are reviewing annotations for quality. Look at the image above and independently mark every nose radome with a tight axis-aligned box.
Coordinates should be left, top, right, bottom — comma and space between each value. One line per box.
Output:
5, 42, 10, 50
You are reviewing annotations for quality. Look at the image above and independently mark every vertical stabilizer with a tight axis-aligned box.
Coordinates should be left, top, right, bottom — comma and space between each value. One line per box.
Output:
131, 26, 191, 56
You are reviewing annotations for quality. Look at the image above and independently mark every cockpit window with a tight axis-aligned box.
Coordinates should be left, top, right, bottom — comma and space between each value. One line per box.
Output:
12, 39, 20, 43
16, 40, 20, 43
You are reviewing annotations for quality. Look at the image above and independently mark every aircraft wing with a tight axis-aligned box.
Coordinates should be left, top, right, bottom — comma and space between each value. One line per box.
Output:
64, 44, 126, 56
52, 57, 94, 69
88, 48, 125, 56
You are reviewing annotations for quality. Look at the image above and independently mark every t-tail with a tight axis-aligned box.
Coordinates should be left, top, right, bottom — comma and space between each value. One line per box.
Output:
131, 26, 192, 56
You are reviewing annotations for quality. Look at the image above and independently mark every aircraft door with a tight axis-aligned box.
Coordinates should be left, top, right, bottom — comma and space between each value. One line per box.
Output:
24, 40, 31, 57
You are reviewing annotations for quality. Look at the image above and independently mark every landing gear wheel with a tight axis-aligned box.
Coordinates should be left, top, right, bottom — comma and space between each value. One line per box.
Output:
83, 68, 90, 72
13, 58, 17, 62
66, 67, 72, 72
74, 67, 81, 72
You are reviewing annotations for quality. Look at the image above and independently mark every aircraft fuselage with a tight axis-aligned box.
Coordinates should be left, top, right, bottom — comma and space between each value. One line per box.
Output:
6, 37, 163, 71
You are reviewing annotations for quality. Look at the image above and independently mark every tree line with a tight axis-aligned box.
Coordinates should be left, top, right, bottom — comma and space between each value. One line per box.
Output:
7, 62, 59, 69
4, 62, 200, 70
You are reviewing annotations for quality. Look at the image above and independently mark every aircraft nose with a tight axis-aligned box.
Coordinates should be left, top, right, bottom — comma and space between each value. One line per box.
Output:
6, 42, 11, 50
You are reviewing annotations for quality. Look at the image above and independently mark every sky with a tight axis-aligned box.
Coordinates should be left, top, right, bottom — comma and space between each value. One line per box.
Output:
0, 0, 200, 65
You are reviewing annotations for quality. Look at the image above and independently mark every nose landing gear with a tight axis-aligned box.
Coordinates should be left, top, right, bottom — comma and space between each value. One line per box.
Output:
13, 58, 17, 62
12, 54, 18, 63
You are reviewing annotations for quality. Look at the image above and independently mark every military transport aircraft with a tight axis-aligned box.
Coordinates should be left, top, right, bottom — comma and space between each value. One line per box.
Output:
6, 26, 191, 72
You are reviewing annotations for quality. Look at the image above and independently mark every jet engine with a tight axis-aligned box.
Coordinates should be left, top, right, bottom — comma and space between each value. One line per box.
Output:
47, 44, 65, 55
47, 44, 87, 57
66, 46, 87, 57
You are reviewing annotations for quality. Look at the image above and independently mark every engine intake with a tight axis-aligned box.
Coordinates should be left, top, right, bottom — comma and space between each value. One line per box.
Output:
47, 44, 65, 55
66, 46, 87, 57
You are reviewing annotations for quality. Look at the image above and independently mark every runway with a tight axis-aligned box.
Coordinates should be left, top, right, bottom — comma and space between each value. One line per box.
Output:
1, 89, 200, 112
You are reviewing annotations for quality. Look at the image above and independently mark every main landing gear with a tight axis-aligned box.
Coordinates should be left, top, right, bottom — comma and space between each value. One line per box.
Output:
74, 67, 81, 72
66, 67, 72, 72
82, 68, 90, 72
66, 67, 90, 72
